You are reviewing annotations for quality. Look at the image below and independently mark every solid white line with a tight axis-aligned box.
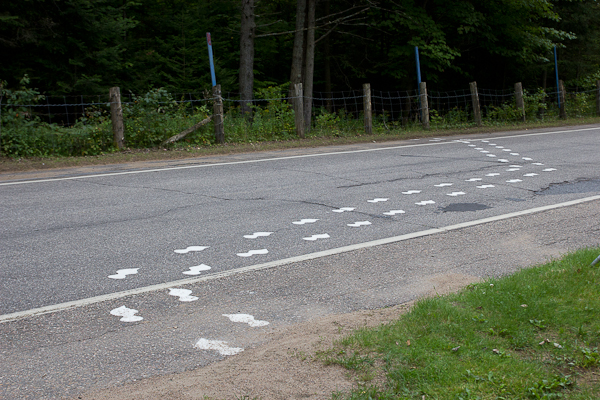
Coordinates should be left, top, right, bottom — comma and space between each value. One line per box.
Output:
1, 126, 598, 187
2, 194, 599, 324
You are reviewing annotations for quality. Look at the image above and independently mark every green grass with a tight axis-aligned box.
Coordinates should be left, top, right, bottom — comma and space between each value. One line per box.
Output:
322, 248, 600, 399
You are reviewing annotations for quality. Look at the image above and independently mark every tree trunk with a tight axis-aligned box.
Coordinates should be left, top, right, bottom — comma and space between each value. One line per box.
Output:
289, 0, 307, 96
323, 0, 332, 113
303, 0, 316, 132
239, 0, 255, 118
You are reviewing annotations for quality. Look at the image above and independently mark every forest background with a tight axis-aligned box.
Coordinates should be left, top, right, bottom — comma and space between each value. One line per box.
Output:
2, 0, 600, 96
1, 0, 600, 158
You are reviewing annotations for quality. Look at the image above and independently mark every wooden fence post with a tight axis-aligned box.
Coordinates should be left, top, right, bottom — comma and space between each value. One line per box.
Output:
212, 84, 224, 144
294, 83, 305, 138
596, 80, 600, 117
363, 83, 372, 135
469, 81, 482, 127
514, 82, 526, 122
419, 82, 430, 129
559, 80, 566, 119
109, 87, 124, 149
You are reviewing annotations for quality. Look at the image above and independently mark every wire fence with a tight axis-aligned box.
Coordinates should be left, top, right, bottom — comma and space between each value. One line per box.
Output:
1, 81, 599, 158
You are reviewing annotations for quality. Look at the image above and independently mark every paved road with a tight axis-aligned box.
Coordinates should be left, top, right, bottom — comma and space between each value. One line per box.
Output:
1, 125, 599, 399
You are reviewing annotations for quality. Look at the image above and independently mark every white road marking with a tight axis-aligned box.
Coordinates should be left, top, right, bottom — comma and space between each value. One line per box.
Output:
303, 234, 330, 241
174, 246, 208, 254
244, 232, 273, 239
237, 249, 269, 257
367, 198, 388, 203
474, 147, 483, 150
402, 190, 421, 195
506, 179, 523, 183
523, 173, 538, 177
480, 150, 490, 153
108, 268, 139, 280
447, 192, 466, 196
3, 126, 598, 187
292, 219, 319, 225
110, 306, 143, 322
522, 157, 533, 161
182, 264, 212, 275
168, 288, 198, 302
383, 210, 405, 215
486, 173, 500, 176
486, 154, 497, 157
466, 178, 482, 182
502, 149, 512, 152
510, 153, 520, 156
532, 162, 544, 166
498, 159, 509, 163
477, 185, 495, 189
506, 168, 520, 172
416, 200, 436, 205
222, 313, 269, 327
3, 195, 600, 324
510, 165, 522, 168
332, 207, 355, 213
543, 168, 557, 172
434, 183, 453, 187
347, 221, 372, 227
194, 338, 243, 356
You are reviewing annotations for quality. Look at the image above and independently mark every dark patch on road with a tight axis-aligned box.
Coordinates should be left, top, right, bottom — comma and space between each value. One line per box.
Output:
441, 203, 491, 212
536, 179, 600, 195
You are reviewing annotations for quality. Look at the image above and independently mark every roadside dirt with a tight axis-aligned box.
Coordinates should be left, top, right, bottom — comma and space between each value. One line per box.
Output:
77, 273, 479, 400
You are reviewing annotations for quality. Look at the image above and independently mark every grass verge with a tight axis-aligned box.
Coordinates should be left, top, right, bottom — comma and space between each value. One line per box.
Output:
1, 116, 599, 175
321, 248, 600, 399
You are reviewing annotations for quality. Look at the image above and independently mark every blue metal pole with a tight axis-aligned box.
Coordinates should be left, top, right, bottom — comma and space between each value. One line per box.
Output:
415, 46, 422, 90
206, 32, 217, 87
554, 45, 560, 109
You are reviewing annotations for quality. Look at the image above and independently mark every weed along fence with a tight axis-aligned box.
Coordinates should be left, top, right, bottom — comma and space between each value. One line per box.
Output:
1, 80, 600, 158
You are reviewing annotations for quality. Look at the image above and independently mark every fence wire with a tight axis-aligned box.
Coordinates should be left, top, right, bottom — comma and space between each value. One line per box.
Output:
1, 84, 599, 157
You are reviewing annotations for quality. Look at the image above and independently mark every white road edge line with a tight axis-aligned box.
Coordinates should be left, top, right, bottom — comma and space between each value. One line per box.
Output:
1, 126, 598, 186
2, 195, 599, 324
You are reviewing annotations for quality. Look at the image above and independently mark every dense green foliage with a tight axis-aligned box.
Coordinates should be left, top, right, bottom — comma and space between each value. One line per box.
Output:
1, 0, 600, 95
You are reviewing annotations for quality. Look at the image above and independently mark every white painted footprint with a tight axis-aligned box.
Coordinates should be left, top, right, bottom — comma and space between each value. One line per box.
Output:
465, 178, 482, 182
174, 246, 208, 254
237, 249, 269, 257
194, 338, 243, 356
477, 185, 495, 189
223, 313, 269, 327
486, 173, 500, 176
367, 198, 388, 203
434, 183, 453, 187
292, 219, 319, 225
108, 268, 139, 280
168, 288, 198, 302
543, 168, 557, 172
110, 306, 143, 322
402, 190, 421, 195
416, 200, 435, 205
332, 207, 355, 213
383, 210, 405, 215
498, 159, 509, 163
447, 192, 465, 196
303, 234, 330, 241
347, 221, 371, 227
244, 232, 273, 239
183, 264, 212, 275
506, 179, 522, 183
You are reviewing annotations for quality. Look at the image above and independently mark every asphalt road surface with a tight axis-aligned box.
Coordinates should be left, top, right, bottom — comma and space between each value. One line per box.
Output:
1, 125, 599, 399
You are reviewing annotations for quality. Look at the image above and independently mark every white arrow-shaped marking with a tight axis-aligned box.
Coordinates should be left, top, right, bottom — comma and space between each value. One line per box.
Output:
182, 264, 212, 275
383, 210, 405, 215
347, 221, 372, 227
332, 207, 355, 213
303, 233, 330, 241
244, 232, 273, 239
237, 249, 269, 257
174, 246, 209, 254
